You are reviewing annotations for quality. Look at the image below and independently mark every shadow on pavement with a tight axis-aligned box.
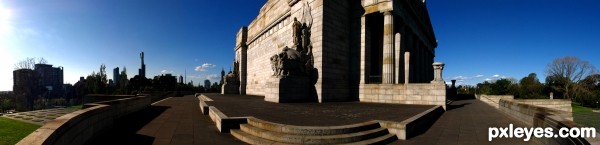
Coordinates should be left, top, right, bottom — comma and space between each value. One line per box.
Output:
454, 94, 476, 101
86, 106, 170, 145
446, 103, 471, 111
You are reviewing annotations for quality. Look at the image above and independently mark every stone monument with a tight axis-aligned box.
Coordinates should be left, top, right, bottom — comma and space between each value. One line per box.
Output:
230, 0, 445, 108
222, 61, 241, 94
265, 15, 317, 103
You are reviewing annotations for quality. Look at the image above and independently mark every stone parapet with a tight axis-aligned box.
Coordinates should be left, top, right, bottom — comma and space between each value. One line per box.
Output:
17, 95, 151, 145
359, 83, 446, 109
513, 99, 572, 113
477, 95, 514, 108
498, 99, 597, 145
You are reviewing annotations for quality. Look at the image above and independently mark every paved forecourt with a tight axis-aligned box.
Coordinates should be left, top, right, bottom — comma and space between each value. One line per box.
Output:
391, 99, 536, 145
87, 95, 242, 145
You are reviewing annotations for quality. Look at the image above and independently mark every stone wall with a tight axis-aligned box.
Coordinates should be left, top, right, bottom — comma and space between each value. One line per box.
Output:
478, 95, 572, 114
17, 95, 151, 145
359, 83, 446, 109
239, 0, 438, 103
498, 99, 596, 145
83, 94, 136, 104
477, 95, 514, 108
319, 0, 363, 102
245, 0, 303, 96
514, 99, 572, 113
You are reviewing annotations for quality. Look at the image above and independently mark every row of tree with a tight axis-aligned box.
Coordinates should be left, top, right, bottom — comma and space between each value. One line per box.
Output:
459, 56, 599, 108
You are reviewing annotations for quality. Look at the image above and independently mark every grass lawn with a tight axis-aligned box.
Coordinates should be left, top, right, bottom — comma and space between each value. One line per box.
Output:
0, 117, 41, 145
572, 103, 593, 113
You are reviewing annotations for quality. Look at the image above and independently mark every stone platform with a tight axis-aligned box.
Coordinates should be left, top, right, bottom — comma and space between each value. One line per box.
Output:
200, 93, 445, 144
202, 93, 436, 126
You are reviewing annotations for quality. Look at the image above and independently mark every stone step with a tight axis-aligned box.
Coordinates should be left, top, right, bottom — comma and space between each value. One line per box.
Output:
239, 123, 390, 144
340, 133, 397, 145
246, 117, 381, 135
231, 129, 289, 145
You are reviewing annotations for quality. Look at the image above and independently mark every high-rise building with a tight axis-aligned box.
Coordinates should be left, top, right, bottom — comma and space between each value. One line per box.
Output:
204, 79, 211, 89
179, 75, 183, 84
13, 69, 38, 111
34, 64, 64, 97
220, 68, 225, 85
113, 67, 120, 86
139, 52, 146, 78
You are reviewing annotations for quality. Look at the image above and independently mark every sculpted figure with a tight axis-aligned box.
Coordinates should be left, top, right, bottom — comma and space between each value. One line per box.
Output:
292, 17, 303, 51
270, 55, 280, 76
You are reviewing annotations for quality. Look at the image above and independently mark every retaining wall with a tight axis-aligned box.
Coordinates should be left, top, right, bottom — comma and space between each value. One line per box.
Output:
359, 83, 446, 109
17, 95, 151, 145
499, 99, 598, 145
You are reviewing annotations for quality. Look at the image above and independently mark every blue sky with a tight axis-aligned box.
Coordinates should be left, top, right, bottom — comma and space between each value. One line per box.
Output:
0, 0, 598, 91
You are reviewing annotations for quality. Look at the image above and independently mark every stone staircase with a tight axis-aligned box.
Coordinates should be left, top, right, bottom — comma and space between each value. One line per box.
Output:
230, 117, 397, 145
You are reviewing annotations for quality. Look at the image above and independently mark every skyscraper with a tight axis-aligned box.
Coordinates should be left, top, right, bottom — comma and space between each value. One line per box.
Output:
220, 68, 225, 85
139, 52, 146, 78
113, 67, 120, 86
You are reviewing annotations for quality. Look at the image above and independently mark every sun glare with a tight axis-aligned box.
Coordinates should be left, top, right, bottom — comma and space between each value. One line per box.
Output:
0, 1, 13, 36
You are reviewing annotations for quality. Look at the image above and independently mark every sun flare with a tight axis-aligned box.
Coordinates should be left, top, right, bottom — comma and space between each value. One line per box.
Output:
0, 1, 13, 36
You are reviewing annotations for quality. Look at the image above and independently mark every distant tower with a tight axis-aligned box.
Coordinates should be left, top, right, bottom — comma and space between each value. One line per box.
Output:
220, 68, 225, 85
179, 75, 183, 84
113, 67, 120, 85
139, 52, 146, 78
204, 79, 211, 88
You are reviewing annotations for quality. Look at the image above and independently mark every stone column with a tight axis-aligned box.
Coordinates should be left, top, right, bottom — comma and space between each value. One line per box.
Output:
382, 11, 394, 84
240, 45, 247, 94
404, 52, 410, 84
360, 16, 368, 84
237, 27, 248, 95
394, 32, 401, 84
431, 62, 444, 84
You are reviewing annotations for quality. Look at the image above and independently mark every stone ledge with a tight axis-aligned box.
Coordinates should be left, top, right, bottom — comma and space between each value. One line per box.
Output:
378, 105, 445, 140
207, 106, 248, 133
17, 95, 151, 145
499, 99, 596, 145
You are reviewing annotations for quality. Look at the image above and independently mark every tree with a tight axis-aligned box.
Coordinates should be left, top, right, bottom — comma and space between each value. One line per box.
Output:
490, 79, 512, 95
545, 56, 597, 100
519, 73, 545, 99
86, 64, 109, 94
14, 57, 47, 70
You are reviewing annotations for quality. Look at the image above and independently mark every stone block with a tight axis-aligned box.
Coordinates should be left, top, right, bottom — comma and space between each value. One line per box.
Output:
393, 94, 405, 101
264, 76, 317, 103
407, 95, 421, 101
379, 94, 392, 101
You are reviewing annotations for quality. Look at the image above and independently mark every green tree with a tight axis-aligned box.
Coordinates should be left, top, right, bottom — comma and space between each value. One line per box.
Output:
490, 79, 512, 95
519, 73, 545, 99
33, 97, 47, 110
86, 64, 109, 94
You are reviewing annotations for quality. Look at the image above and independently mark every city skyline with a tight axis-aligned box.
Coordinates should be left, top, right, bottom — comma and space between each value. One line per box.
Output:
1, 0, 599, 91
